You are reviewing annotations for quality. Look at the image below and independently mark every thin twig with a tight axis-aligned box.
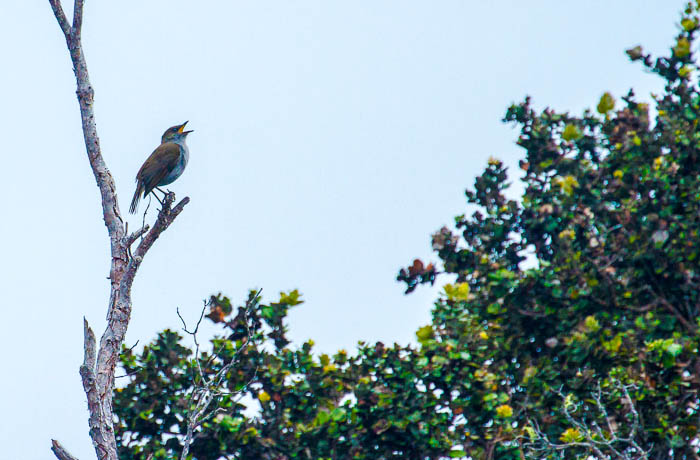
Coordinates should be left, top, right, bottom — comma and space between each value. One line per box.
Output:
126, 225, 150, 247
115, 368, 144, 379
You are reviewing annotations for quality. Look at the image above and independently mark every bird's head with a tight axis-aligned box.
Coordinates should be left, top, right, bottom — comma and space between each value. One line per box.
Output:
161, 121, 193, 143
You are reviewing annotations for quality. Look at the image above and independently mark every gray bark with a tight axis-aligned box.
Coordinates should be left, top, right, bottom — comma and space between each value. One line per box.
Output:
48, 1, 190, 459
51, 440, 80, 460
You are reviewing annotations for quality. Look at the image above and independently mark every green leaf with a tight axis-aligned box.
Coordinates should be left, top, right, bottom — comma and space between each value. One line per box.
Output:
495, 404, 513, 418
279, 289, 304, 306
443, 282, 470, 301
553, 175, 580, 195
666, 342, 682, 357
261, 306, 275, 319
315, 410, 330, 425
331, 407, 347, 421
674, 37, 691, 58
562, 124, 583, 141
584, 315, 600, 333
559, 427, 583, 443
597, 92, 616, 114
682, 17, 697, 31
416, 325, 434, 344
679, 65, 694, 78
487, 303, 501, 314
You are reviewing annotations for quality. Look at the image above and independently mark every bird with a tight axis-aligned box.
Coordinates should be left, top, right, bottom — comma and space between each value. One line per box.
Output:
129, 121, 193, 214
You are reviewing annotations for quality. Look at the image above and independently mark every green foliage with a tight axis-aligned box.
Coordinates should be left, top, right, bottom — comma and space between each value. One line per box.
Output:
116, 289, 461, 459
558, 428, 583, 444
561, 124, 583, 142
115, 4, 700, 459
596, 92, 616, 115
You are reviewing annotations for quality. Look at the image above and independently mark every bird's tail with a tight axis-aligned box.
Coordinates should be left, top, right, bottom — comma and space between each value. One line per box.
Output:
129, 183, 142, 214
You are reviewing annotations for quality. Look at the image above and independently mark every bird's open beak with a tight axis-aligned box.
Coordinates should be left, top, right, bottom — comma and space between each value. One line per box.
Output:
177, 121, 191, 134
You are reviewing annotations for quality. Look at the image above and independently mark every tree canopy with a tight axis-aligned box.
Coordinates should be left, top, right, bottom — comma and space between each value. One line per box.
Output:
115, 3, 700, 459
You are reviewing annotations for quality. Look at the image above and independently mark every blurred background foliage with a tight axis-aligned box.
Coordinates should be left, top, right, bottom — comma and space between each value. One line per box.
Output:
115, 3, 700, 458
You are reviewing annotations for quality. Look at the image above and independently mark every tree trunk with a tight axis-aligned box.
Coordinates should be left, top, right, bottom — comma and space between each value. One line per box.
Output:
48, 1, 190, 458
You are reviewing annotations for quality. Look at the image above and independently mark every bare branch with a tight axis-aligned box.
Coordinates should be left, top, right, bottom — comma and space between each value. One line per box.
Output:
51, 440, 79, 460
132, 194, 190, 262
125, 224, 150, 247
177, 291, 261, 460
81, 317, 96, 371
126, 339, 140, 352
78, 319, 112, 460
177, 304, 206, 336
115, 369, 143, 379
657, 296, 696, 333
48, 0, 71, 38
120, 194, 190, 305
522, 379, 650, 460
72, 0, 84, 38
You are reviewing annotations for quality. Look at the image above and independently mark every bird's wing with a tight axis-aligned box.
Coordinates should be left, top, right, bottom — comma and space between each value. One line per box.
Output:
136, 142, 181, 192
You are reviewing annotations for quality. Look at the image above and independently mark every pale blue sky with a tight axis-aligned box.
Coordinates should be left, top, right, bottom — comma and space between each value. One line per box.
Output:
0, 1, 683, 458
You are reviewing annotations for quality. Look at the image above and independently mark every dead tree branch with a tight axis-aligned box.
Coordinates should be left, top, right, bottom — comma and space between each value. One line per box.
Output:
523, 379, 650, 460
51, 440, 80, 460
48, 1, 190, 459
176, 290, 261, 460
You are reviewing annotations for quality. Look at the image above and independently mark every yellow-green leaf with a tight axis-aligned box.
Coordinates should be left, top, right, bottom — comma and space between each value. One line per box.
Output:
682, 17, 697, 31
524, 425, 537, 440
603, 334, 623, 353
558, 229, 575, 240
523, 366, 537, 383
584, 315, 600, 333
679, 65, 694, 78
443, 282, 470, 301
563, 394, 577, 410
674, 37, 691, 58
554, 175, 580, 195
323, 363, 337, 373
596, 92, 615, 114
495, 404, 513, 418
279, 289, 304, 306
562, 124, 583, 141
416, 325, 434, 343
559, 427, 583, 443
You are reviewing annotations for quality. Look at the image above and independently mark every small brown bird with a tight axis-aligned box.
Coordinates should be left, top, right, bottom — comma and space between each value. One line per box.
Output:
130, 121, 193, 214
